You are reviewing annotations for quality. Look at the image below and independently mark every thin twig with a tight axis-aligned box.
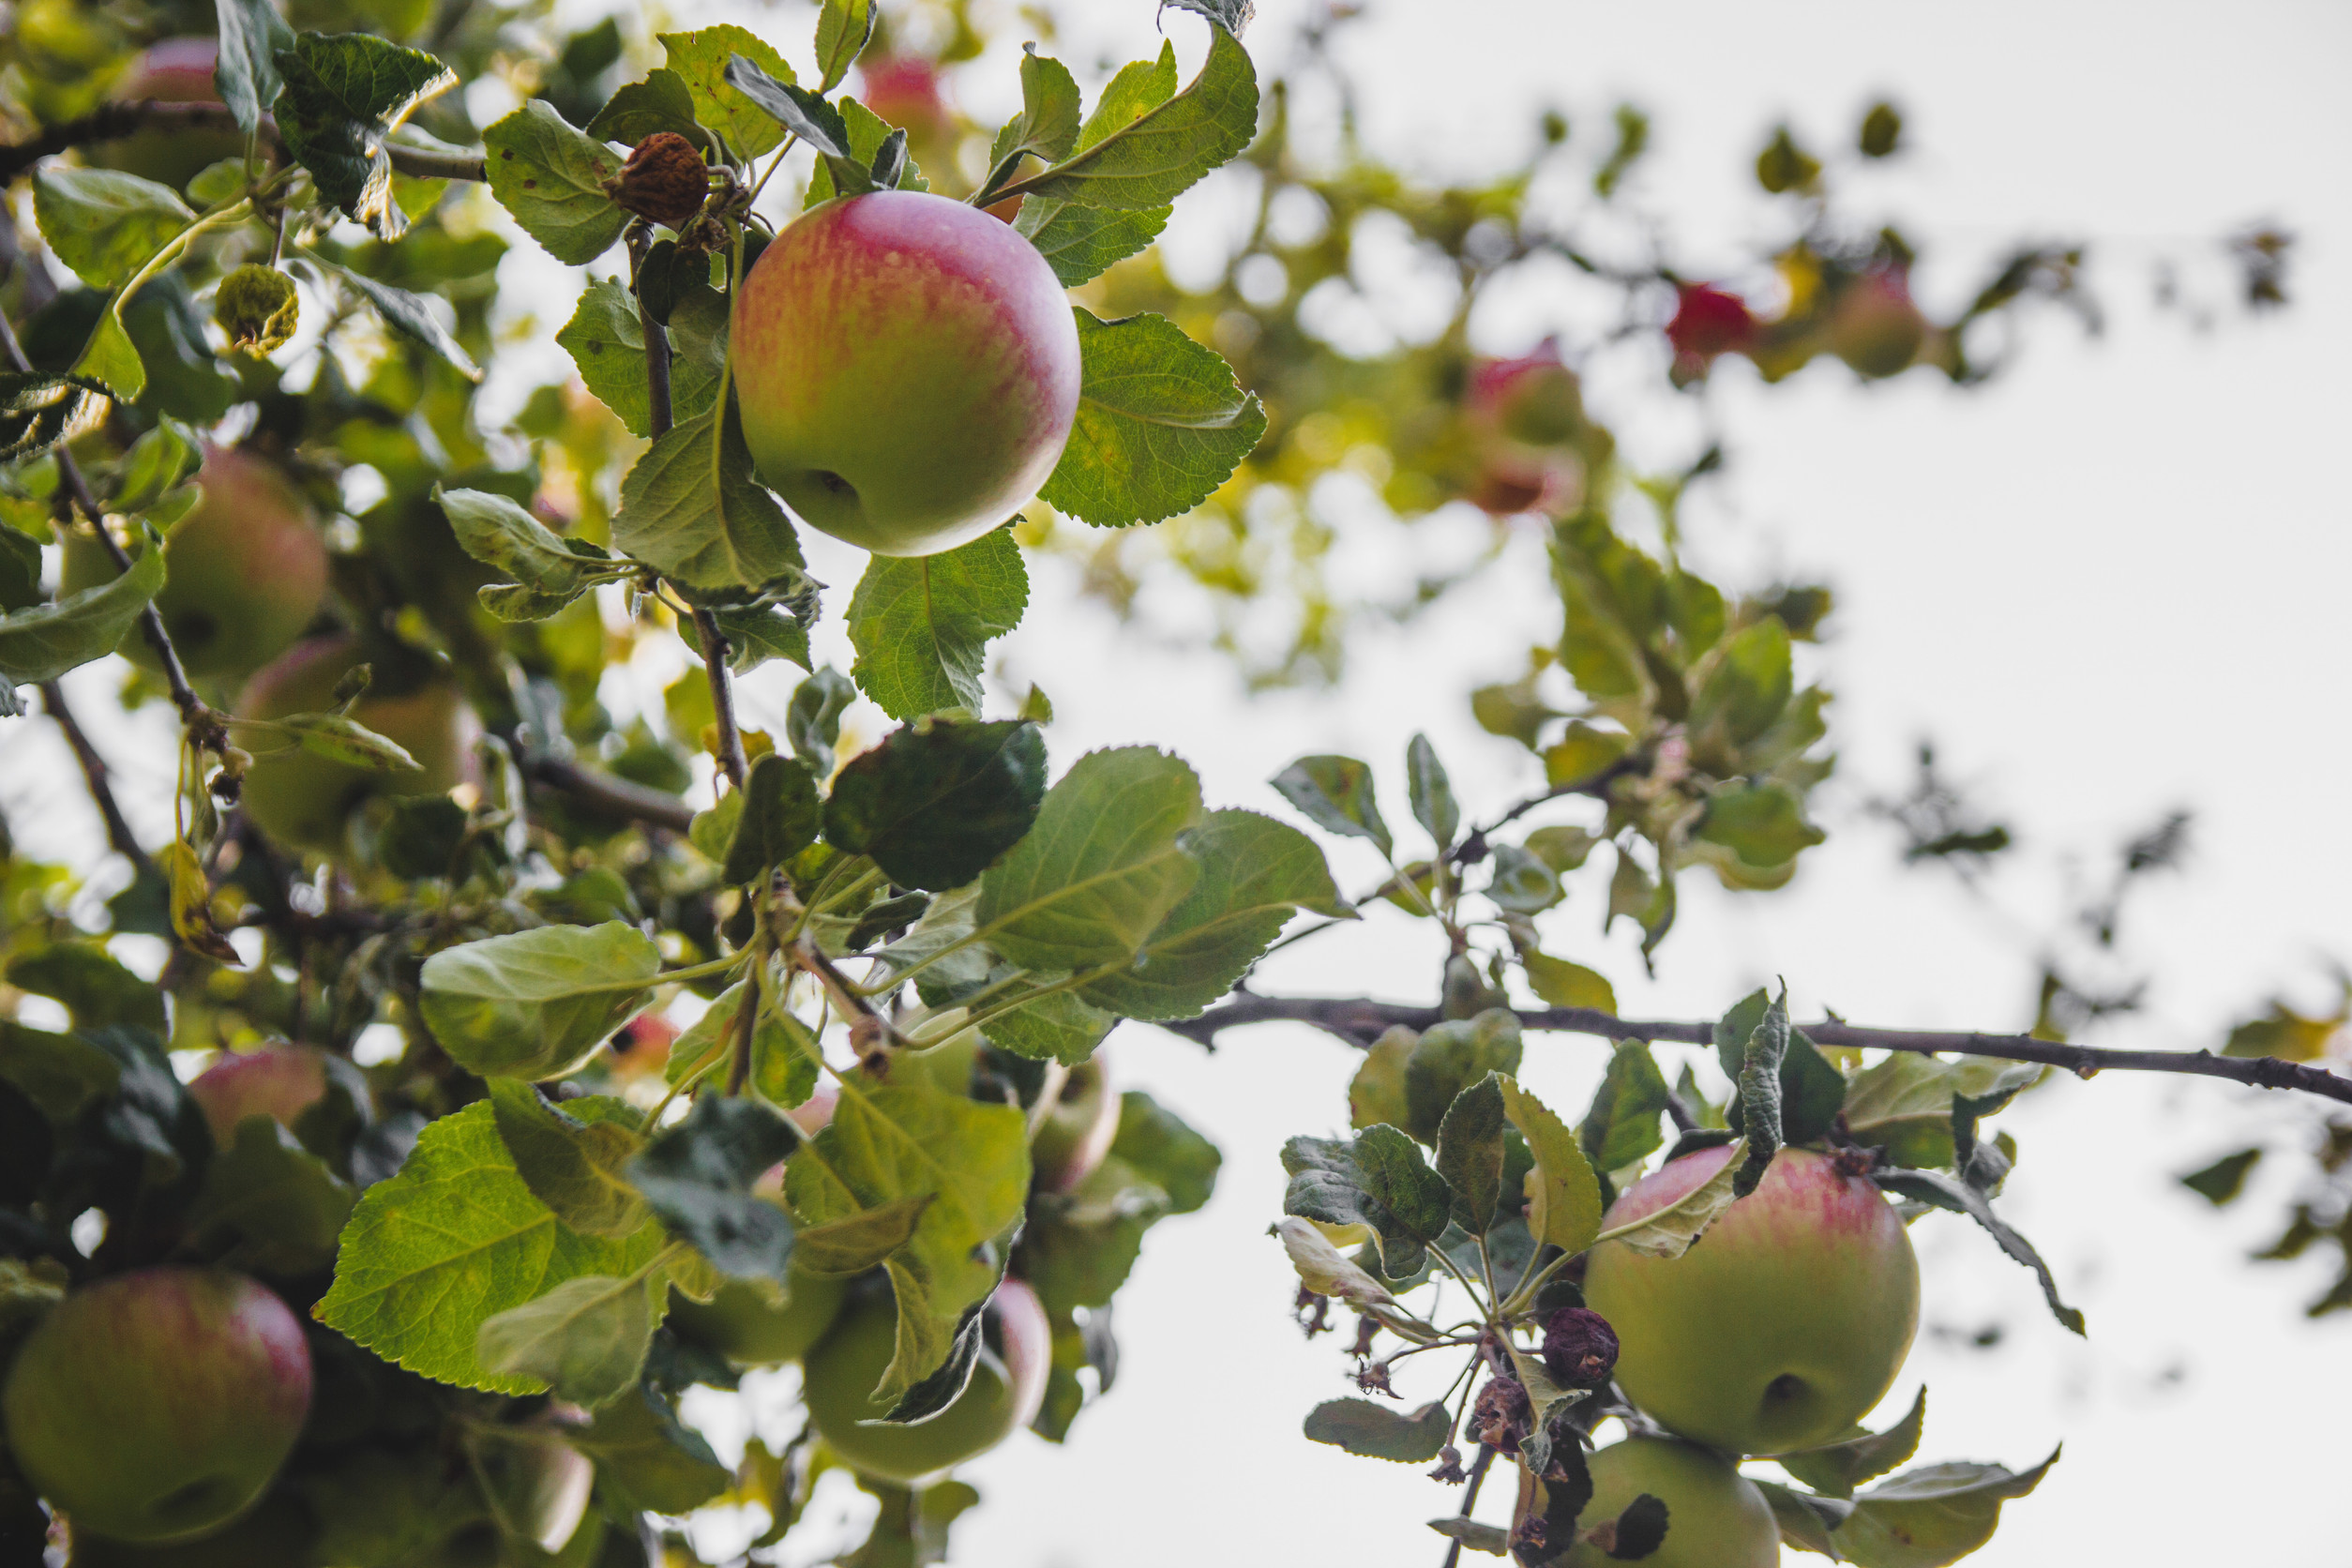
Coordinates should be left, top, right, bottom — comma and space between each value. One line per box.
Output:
36, 682, 146, 867
520, 755, 697, 835
724, 955, 762, 1096
1158, 993, 2352, 1108
0, 101, 487, 184
1439, 1436, 1500, 1568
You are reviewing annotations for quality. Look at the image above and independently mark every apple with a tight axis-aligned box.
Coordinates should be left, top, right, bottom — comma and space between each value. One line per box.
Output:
1665, 282, 1757, 382
1461, 341, 1591, 516
68, 1495, 314, 1566
856, 55, 952, 144
470, 1427, 594, 1554
1828, 266, 1928, 379
92, 38, 246, 192
1557, 1437, 1778, 1568
803, 1278, 1050, 1482
233, 637, 478, 855
185, 1045, 333, 1149
731, 190, 1080, 558
1581, 1143, 1919, 1455
605, 1013, 678, 1082
666, 1267, 849, 1367
1032, 1057, 1119, 1194
3, 1269, 312, 1545
60, 447, 328, 683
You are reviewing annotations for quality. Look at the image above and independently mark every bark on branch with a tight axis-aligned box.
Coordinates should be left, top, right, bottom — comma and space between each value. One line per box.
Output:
1157, 991, 2352, 1108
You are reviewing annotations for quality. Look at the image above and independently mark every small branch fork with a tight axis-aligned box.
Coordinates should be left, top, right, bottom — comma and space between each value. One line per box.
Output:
0, 101, 488, 185
1158, 992, 2352, 1108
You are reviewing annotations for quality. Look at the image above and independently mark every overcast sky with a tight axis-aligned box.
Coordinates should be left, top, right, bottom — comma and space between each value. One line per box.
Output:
5, 1, 2346, 1563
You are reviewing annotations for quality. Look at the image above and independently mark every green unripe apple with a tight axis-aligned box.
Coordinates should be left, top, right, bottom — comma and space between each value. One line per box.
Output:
1558, 1437, 1778, 1568
3, 1269, 312, 1545
1828, 268, 1928, 379
731, 190, 1080, 558
1582, 1143, 1919, 1455
184, 1045, 333, 1149
232, 637, 478, 855
803, 1279, 1050, 1483
1032, 1057, 1119, 1194
60, 447, 328, 682
68, 1495, 314, 1567
470, 1427, 594, 1554
666, 1267, 849, 1366
91, 39, 246, 192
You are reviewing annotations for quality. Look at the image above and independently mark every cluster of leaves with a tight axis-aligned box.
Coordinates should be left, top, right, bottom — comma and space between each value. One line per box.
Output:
1268, 986, 2070, 1564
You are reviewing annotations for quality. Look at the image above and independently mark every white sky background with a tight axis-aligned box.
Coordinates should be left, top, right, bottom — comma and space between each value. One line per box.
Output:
5, 0, 2349, 1562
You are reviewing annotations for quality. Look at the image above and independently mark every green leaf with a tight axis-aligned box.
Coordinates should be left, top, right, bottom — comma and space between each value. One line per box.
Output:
0, 1022, 122, 1124
32, 168, 193, 291
1842, 1055, 2040, 1169
1592, 1137, 1746, 1259
215, 0, 294, 134
316, 1099, 666, 1394
1435, 1073, 1507, 1234
1731, 987, 1792, 1198
73, 310, 145, 401
1521, 950, 1616, 1014
1002, 23, 1257, 211
985, 47, 1082, 190
1271, 754, 1393, 856
0, 527, 37, 613
1499, 1076, 1602, 1256
845, 527, 1028, 721
611, 398, 806, 595
1302, 1398, 1450, 1463
1756, 1480, 1856, 1560
1691, 779, 1824, 889
1405, 733, 1458, 852
272, 710, 422, 772
1872, 1168, 2085, 1334
1485, 843, 1562, 914
2222, 1000, 2345, 1062
1832, 1452, 2058, 1568
302, 254, 481, 380
717, 753, 822, 884
475, 1271, 661, 1408
788, 666, 857, 775
1078, 809, 1351, 1020
5, 944, 166, 1032
417, 922, 661, 1079
486, 1078, 650, 1239
782, 1078, 1030, 1405
557, 277, 725, 439
582, 68, 706, 149
1425, 1519, 1513, 1558
574, 1386, 731, 1515
436, 484, 626, 621
629, 1094, 799, 1280
187, 1116, 355, 1275
1781, 1387, 1928, 1500
1688, 616, 1793, 749
1038, 309, 1265, 527
482, 100, 629, 265
792, 1194, 930, 1277
1579, 1039, 1669, 1172
974, 746, 1202, 972
657, 26, 796, 159
1404, 1009, 1523, 1144
0, 371, 110, 463
2179, 1147, 2263, 1205
0, 529, 163, 688
1107, 1090, 1220, 1215
1161, 0, 1257, 33
754, 1005, 822, 1111
822, 717, 1047, 890
967, 980, 1118, 1066
1013, 199, 1170, 289
813, 0, 876, 93
720, 56, 850, 163
1273, 1215, 1397, 1309
271, 32, 458, 240
807, 96, 930, 204
1079, 43, 1183, 151
1281, 1124, 1452, 1279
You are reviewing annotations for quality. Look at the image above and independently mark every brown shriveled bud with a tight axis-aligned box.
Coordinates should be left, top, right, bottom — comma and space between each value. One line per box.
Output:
1470, 1375, 1532, 1455
1353, 1359, 1395, 1397
1427, 1444, 1468, 1485
607, 132, 710, 228
1540, 1306, 1620, 1388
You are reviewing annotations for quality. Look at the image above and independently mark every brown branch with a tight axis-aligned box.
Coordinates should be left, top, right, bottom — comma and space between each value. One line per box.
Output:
1158, 992, 2352, 1108
0, 101, 487, 185
521, 755, 696, 835
0, 312, 223, 752
35, 682, 146, 867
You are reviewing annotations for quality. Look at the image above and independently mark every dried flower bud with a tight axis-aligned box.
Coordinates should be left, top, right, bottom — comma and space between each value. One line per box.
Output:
1540, 1306, 1620, 1388
214, 264, 299, 356
1470, 1375, 1531, 1455
1427, 1444, 1468, 1485
607, 132, 709, 228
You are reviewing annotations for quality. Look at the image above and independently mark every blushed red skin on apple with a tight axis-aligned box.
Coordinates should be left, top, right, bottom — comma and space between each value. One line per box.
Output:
1666, 282, 1758, 375
95, 39, 247, 191
1033, 1060, 1119, 1194
1582, 1143, 1920, 1456
731, 190, 1080, 558
1, 1269, 312, 1545
856, 56, 952, 141
991, 1277, 1052, 1431
187, 1045, 332, 1148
